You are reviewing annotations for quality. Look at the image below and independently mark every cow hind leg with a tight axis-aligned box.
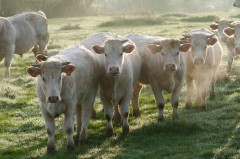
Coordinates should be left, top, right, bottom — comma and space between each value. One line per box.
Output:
4, 46, 14, 77
185, 77, 194, 109
131, 82, 143, 117
210, 71, 217, 100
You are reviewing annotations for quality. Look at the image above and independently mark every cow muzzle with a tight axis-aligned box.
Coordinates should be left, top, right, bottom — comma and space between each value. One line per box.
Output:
108, 67, 120, 76
47, 96, 60, 103
194, 58, 204, 65
164, 63, 177, 72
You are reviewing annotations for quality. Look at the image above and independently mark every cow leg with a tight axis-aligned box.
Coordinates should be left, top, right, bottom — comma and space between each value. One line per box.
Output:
76, 104, 82, 141
171, 86, 182, 120
119, 94, 131, 135
100, 94, 114, 137
4, 45, 14, 77
79, 95, 95, 145
227, 53, 233, 75
41, 106, 56, 154
151, 82, 165, 122
132, 82, 143, 117
113, 104, 121, 124
63, 103, 75, 153
185, 76, 194, 109
210, 70, 217, 100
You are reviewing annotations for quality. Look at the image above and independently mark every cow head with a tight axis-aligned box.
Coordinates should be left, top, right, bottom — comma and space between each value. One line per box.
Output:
234, 0, 240, 7
209, 20, 234, 43
182, 32, 217, 66
92, 38, 135, 76
147, 39, 191, 72
27, 54, 75, 103
224, 23, 240, 54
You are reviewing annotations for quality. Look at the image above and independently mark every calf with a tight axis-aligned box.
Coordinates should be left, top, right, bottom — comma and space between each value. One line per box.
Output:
210, 20, 235, 74
1, 11, 49, 76
126, 34, 191, 121
81, 32, 141, 136
27, 45, 99, 154
182, 28, 223, 111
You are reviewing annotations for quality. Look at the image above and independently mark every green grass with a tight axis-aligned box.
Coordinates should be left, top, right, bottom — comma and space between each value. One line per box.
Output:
1, 11, 240, 159
181, 15, 220, 23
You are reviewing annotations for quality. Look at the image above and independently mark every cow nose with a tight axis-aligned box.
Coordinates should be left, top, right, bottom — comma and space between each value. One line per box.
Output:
235, 47, 240, 54
109, 67, 119, 75
194, 58, 204, 65
48, 96, 59, 103
165, 64, 176, 72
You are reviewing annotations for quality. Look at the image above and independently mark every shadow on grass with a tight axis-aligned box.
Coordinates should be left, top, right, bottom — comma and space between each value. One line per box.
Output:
181, 15, 219, 23
98, 16, 166, 27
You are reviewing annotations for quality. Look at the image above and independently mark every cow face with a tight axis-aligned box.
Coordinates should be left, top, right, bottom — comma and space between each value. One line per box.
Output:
224, 24, 240, 54
234, 0, 240, 7
210, 20, 233, 43
92, 39, 135, 76
183, 34, 217, 66
27, 55, 75, 103
148, 39, 191, 72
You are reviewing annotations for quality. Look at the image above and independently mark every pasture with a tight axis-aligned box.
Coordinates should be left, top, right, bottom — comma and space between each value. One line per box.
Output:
1, 11, 240, 159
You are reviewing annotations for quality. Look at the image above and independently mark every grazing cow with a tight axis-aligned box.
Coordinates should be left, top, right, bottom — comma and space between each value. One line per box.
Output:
210, 20, 236, 74
26, 45, 99, 154
81, 32, 141, 136
1, 11, 49, 76
126, 34, 191, 121
234, 0, 240, 7
182, 28, 223, 111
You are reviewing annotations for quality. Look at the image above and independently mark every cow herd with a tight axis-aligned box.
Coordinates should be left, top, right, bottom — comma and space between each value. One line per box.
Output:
1, 9, 240, 154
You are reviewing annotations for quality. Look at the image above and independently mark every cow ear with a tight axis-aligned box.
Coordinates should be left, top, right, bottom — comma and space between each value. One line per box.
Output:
207, 37, 217, 46
224, 27, 235, 36
209, 24, 219, 30
123, 44, 135, 53
36, 54, 48, 62
92, 45, 104, 54
26, 66, 41, 77
148, 44, 162, 54
180, 43, 191, 52
62, 64, 75, 76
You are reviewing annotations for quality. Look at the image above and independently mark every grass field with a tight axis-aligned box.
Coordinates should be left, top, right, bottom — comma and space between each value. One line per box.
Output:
1, 11, 240, 159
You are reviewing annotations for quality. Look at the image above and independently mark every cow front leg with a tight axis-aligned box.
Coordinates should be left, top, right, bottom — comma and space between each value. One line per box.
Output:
4, 45, 14, 77
171, 85, 183, 120
119, 95, 131, 135
63, 105, 75, 154
151, 82, 165, 122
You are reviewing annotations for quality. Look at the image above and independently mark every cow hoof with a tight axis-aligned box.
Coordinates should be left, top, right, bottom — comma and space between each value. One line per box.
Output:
133, 109, 140, 118
122, 125, 129, 135
210, 92, 216, 100
91, 108, 97, 119
113, 115, 121, 124
172, 114, 179, 120
67, 143, 75, 154
79, 138, 87, 146
158, 116, 164, 122
47, 144, 56, 154
185, 102, 192, 109
200, 106, 207, 112
106, 128, 114, 137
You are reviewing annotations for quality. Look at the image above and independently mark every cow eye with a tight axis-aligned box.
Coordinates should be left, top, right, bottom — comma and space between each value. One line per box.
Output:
161, 52, 165, 56
105, 54, 108, 57
120, 53, 123, 56
176, 52, 179, 55
42, 77, 45, 82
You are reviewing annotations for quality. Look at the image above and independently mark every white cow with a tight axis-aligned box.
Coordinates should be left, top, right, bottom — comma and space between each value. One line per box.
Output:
234, 0, 240, 7
210, 20, 236, 74
1, 11, 49, 76
81, 32, 141, 137
182, 28, 223, 111
126, 34, 191, 121
27, 45, 99, 154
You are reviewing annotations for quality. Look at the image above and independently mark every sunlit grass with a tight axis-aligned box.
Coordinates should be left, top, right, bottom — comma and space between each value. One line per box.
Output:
1, 11, 240, 159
